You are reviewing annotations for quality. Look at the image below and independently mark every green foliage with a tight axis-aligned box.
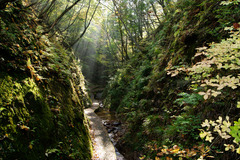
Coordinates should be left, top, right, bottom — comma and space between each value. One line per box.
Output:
174, 92, 203, 106
0, 2, 92, 159
173, 115, 200, 135
104, 0, 240, 159
230, 118, 240, 144
174, 26, 240, 158
164, 114, 201, 143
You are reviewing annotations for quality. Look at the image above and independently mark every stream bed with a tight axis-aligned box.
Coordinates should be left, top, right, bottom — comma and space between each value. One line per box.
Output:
95, 107, 126, 160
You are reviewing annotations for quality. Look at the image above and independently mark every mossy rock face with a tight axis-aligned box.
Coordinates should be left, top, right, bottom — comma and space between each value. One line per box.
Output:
0, 2, 92, 159
0, 72, 91, 160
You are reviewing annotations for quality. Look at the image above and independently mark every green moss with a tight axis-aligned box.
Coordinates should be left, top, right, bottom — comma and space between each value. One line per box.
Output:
0, 2, 92, 159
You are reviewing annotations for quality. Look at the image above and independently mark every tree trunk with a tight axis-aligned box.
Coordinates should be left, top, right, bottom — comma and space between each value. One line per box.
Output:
38, 0, 50, 16
69, 0, 100, 47
118, 20, 126, 62
112, 0, 142, 53
47, 0, 82, 33
150, 2, 161, 24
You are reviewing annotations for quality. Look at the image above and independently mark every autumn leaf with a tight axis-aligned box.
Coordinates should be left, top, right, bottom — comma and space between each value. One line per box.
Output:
155, 157, 161, 160
29, 144, 33, 149
236, 147, 240, 154
171, 148, 180, 154
199, 130, 207, 139
224, 144, 235, 151
233, 23, 240, 29
237, 102, 240, 108
20, 125, 30, 131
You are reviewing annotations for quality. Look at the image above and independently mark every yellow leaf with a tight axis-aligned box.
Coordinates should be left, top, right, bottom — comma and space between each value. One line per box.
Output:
236, 147, 240, 154
26, 58, 31, 67
211, 91, 221, 97
237, 102, 240, 108
224, 144, 231, 151
161, 148, 168, 153
171, 148, 180, 153
139, 155, 146, 160
204, 94, 208, 100
26, 50, 33, 54
199, 129, 207, 139
206, 135, 214, 142
29, 144, 33, 149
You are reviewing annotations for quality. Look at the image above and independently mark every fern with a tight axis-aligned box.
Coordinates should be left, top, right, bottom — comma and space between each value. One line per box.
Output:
174, 92, 203, 106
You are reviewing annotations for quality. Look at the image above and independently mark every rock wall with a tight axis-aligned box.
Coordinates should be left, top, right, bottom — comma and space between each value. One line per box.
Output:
0, 1, 92, 159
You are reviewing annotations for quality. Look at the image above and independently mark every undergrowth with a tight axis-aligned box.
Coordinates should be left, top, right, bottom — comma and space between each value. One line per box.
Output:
104, 0, 240, 159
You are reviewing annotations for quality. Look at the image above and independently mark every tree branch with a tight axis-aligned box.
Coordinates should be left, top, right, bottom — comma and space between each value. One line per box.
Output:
69, 0, 100, 47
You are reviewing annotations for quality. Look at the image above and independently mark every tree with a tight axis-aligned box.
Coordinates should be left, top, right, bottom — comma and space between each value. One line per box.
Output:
47, 0, 82, 33
69, 0, 100, 47
0, 0, 17, 9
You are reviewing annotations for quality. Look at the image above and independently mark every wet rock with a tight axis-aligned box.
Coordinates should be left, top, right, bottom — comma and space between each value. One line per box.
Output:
113, 129, 118, 134
108, 129, 113, 133
114, 127, 120, 130
99, 102, 104, 108
109, 133, 115, 142
102, 120, 110, 126
113, 121, 121, 126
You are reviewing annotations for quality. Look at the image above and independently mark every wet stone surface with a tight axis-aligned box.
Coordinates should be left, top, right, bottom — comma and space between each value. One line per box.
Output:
102, 120, 125, 144
85, 106, 117, 160
95, 108, 126, 160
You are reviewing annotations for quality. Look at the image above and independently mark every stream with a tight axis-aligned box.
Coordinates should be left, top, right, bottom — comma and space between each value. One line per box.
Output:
95, 107, 126, 160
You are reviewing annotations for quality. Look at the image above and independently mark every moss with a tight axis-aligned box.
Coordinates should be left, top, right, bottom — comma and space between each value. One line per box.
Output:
1, 63, 92, 159
0, 2, 92, 159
